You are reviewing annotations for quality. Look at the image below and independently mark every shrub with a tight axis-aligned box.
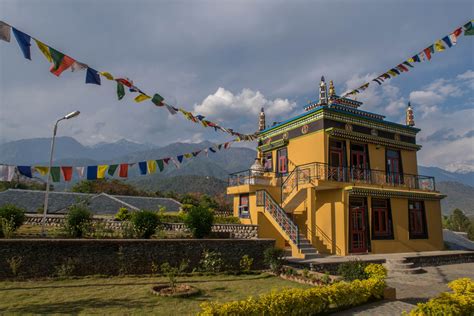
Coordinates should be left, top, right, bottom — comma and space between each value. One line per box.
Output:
364, 263, 387, 280
184, 206, 214, 238
115, 207, 131, 221
408, 278, 474, 316
0, 204, 26, 237
161, 260, 189, 289
130, 210, 161, 239
120, 220, 136, 238
55, 258, 76, 278
64, 204, 92, 238
199, 264, 387, 315
263, 247, 285, 274
337, 259, 369, 281
199, 250, 224, 273
239, 255, 254, 273
6, 256, 22, 277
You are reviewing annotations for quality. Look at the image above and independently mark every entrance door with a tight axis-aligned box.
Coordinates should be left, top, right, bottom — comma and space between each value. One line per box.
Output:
329, 140, 345, 181
349, 199, 368, 253
386, 149, 402, 185
351, 144, 368, 181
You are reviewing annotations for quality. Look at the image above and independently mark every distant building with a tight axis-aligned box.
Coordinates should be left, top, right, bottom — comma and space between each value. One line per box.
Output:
228, 77, 445, 258
0, 189, 181, 215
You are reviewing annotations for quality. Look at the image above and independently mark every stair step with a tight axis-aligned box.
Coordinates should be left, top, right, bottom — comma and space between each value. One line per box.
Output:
386, 262, 415, 269
386, 258, 408, 264
303, 253, 321, 259
389, 267, 425, 275
301, 248, 317, 254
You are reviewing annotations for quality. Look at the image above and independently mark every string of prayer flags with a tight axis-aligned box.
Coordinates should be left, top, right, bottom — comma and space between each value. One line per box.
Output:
343, 20, 473, 98
0, 21, 11, 42
0, 21, 257, 141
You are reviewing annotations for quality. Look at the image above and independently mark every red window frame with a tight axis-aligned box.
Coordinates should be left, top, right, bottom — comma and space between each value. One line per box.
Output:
408, 200, 428, 239
264, 152, 273, 172
277, 148, 288, 174
239, 194, 250, 218
371, 199, 393, 239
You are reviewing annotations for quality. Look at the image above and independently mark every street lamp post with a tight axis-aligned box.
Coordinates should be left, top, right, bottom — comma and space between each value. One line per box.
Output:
41, 111, 80, 236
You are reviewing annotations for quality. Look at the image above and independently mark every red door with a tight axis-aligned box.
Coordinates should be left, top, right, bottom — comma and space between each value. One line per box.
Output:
351, 150, 367, 181
349, 205, 368, 253
329, 141, 345, 181
386, 149, 402, 185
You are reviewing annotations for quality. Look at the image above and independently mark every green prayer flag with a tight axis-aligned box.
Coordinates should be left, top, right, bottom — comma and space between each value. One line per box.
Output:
50, 167, 61, 182
156, 159, 164, 172
464, 21, 474, 36
117, 82, 125, 100
152, 93, 164, 106
49, 48, 65, 71
108, 164, 118, 176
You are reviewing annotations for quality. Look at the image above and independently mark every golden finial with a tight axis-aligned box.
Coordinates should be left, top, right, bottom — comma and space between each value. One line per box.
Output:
329, 80, 336, 96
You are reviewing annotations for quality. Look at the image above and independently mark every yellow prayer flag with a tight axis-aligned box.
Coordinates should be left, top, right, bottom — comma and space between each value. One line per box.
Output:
97, 165, 108, 179
147, 160, 157, 174
200, 121, 209, 127
99, 72, 114, 80
134, 94, 151, 103
34, 166, 49, 176
434, 40, 445, 52
407, 57, 415, 63
35, 39, 52, 63
184, 153, 193, 159
388, 70, 398, 77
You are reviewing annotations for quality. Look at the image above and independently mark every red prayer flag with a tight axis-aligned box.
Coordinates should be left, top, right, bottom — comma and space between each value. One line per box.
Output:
397, 64, 409, 72
453, 27, 462, 38
423, 47, 432, 60
50, 55, 75, 77
61, 166, 73, 181
116, 78, 133, 88
119, 164, 128, 178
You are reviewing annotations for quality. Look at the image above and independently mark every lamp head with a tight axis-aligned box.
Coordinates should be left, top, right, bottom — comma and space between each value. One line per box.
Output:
64, 111, 80, 120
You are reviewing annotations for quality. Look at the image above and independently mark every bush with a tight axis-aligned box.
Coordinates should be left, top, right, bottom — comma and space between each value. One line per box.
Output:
199, 250, 224, 273
408, 278, 474, 316
115, 207, 131, 221
337, 259, 369, 281
64, 205, 92, 238
184, 206, 214, 238
0, 204, 26, 238
199, 264, 387, 315
263, 247, 285, 274
130, 210, 161, 239
239, 255, 254, 273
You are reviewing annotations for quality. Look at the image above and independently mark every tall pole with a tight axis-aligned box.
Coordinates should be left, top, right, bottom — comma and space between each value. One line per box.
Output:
41, 119, 62, 236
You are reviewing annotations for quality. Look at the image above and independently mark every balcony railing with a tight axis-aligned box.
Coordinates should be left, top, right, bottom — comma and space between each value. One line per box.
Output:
228, 170, 278, 187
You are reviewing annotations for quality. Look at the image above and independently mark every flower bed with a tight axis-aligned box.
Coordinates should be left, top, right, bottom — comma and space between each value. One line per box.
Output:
199, 264, 387, 315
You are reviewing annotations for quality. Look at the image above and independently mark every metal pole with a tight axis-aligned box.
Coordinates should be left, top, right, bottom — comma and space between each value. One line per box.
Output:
41, 119, 61, 236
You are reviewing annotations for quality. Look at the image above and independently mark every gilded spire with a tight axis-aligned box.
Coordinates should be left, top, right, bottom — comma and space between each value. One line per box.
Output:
406, 102, 415, 127
258, 107, 266, 131
329, 80, 336, 97
319, 76, 328, 105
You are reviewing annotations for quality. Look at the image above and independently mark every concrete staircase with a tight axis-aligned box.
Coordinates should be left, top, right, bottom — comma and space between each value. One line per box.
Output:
298, 234, 320, 259
385, 258, 425, 274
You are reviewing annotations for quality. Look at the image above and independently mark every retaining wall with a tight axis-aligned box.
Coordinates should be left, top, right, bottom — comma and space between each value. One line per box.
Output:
0, 239, 274, 279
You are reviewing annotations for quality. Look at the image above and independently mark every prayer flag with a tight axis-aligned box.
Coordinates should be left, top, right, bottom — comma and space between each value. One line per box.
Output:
412, 55, 421, 62
184, 153, 192, 159
12, 27, 31, 60
209, 147, 216, 153
170, 157, 180, 169
35, 39, 52, 62
138, 161, 147, 175
381, 73, 391, 80
164, 103, 178, 115
373, 79, 382, 85
61, 166, 73, 182
117, 82, 125, 100
86, 67, 101, 85
50, 55, 75, 76
0, 165, 15, 181
35, 166, 49, 176
49, 47, 65, 71
135, 94, 151, 103
407, 57, 415, 63
51, 167, 61, 182
449, 27, 462, 45
224, 142, 231, 149
192, 151, 201, 157
87, 166, 98, 180
464, 21, 474, 36
423, 47, 432, 60
116, 78, 133, 88
396, 64, 409, 72
177, 155, 184, 163
0, 21, 11, 42
152, 93, 164, 106
442, 35, 453, 48
108, 164, 118, 176
434, 40, 445, 52
163, 158, 170, 165
100, 72, 114, 80
119, 164, 128, 177
157, 159, 164, 172
17, 166, 32, 178
71, 61, 88, 72
403, 61, 414, 68
76, 167, 85, 178
147, 160, 157, 174
217, 144, 223, 150
97, 165, 108, 179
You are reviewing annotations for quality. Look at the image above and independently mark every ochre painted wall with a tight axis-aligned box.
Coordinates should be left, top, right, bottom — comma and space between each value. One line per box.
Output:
401, 149, 418, 175
367, 144, 385, 171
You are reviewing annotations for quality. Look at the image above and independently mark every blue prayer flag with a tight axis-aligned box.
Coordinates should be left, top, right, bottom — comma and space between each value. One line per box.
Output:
87, 166, 98, 180
177, 155, 184, 163
17, 166, 32, 178
85, 68, 101, 85
12, 28, 31, 60
138, 161, 147, 175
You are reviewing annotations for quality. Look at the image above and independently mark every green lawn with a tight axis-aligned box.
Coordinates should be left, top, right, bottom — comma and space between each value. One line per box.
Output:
0, 273, 310, 315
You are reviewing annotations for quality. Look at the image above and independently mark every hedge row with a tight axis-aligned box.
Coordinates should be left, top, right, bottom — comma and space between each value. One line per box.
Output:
408, 278, 474, 316
199, 264, 387, 315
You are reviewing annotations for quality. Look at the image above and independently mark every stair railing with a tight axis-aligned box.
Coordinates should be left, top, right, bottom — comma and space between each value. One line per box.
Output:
259, 190, 299, 247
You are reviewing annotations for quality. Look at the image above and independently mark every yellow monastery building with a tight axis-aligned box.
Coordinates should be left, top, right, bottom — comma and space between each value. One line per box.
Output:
227, 77, 445, 258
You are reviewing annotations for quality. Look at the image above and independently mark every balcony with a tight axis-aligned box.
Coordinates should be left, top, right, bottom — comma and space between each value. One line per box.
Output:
229, 162, 437, 193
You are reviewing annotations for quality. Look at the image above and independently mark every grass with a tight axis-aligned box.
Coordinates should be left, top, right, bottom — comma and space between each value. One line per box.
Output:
0, 273, 310, 315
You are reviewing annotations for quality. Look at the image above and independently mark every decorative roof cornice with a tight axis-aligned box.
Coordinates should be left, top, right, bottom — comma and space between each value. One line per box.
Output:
259, 139, 288, 152
346, 187, 445, 200
328, 128, 421, 151
260, 109, 324, 140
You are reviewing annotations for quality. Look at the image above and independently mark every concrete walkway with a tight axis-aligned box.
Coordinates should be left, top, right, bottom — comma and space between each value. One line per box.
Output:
332, 262, 474, 315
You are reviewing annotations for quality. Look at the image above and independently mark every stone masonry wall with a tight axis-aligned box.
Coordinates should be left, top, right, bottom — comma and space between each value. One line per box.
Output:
25, 215, 258, 239
0, 239, 274, 279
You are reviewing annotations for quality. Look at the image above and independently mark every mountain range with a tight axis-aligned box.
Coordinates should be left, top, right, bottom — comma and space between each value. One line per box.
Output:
1, 137, 473, 215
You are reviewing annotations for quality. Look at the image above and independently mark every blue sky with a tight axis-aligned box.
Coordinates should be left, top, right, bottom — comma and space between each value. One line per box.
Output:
0, 0, 473, 170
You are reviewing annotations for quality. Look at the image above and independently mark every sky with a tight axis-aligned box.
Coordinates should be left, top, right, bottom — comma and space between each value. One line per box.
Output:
0, 0, 473, 171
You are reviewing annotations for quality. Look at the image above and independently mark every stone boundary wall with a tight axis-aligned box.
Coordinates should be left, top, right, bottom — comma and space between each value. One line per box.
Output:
24, 215, 258, 239
405, 252, 474, 267
0, 239, 274, 279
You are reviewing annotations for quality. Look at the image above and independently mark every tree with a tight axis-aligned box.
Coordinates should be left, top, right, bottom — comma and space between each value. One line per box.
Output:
184, 206, 214, 238
447, 209, 471, 232
71, 179, 151, 197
